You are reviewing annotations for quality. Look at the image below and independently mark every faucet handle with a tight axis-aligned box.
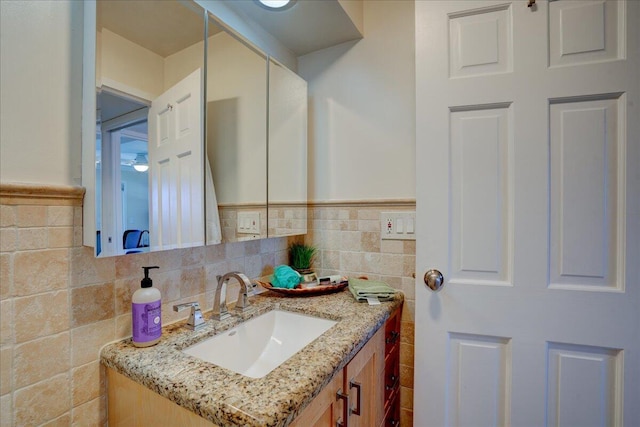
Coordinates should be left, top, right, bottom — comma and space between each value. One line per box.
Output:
172, 302, 205, 331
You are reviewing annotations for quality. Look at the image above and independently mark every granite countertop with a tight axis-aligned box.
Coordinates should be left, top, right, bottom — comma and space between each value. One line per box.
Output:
100, 288, 404, 427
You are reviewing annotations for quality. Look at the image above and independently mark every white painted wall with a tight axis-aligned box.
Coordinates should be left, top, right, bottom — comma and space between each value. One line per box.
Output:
0, 0, 83, 186
0, 0, 416, 206
99, 29, 165, 100
205, 32, 267, 205
298, 0, 415, 202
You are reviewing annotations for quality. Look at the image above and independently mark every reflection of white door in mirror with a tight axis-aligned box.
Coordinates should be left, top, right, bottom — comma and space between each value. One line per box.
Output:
148, 68, 209, 251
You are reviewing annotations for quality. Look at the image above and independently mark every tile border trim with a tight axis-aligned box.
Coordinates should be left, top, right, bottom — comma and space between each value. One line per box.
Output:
0, 182, 85, 206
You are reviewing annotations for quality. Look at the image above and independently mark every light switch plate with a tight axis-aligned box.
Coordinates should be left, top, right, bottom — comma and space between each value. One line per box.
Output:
237, 211, 260, 234
381, 211, 416, 240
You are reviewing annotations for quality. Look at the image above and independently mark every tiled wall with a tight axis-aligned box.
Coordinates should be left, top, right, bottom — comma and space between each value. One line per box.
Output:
0, 185, 415, 426
305, 203, 415, 426
0, 185, 290, 426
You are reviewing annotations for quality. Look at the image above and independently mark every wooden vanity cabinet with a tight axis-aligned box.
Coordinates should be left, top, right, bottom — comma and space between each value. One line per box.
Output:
107, 306, 402, 427
293, 306, 402, 427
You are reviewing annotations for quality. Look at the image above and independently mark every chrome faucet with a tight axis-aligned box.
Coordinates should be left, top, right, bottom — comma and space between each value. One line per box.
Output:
172, 302, 205, 331
212, 271, 253, 321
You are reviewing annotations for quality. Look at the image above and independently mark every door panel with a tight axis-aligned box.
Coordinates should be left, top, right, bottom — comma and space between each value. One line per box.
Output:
415, 1, 639, 426
549, 95, 623, 290
148, 68, 204, 250
546, 342, 622, 427
548, 0, 624, 67
450, 104, 512, 285
448, 333, 512, 427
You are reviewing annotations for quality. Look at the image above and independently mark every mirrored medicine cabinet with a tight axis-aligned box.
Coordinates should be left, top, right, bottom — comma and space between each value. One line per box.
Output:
82, 0, 307, 257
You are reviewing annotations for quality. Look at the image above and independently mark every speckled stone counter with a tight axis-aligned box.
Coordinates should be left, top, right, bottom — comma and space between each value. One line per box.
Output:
100, 289, 403, 427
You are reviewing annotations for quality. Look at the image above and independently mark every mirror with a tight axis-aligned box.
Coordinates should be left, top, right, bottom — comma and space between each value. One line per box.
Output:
93, 0, 206, 256
267, 59, 308, 237
205, 15, 268, 243
83, 1, 309, 255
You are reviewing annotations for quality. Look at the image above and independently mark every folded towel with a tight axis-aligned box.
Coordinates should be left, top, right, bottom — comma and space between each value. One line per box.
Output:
348, 278, 397, 302
271, 265, 302, 289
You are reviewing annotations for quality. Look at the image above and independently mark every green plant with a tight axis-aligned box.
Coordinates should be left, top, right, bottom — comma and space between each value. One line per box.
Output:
289, 243, 317, 270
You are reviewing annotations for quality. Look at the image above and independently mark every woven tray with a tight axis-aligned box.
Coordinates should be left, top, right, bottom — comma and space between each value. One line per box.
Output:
256, 280, 348, 297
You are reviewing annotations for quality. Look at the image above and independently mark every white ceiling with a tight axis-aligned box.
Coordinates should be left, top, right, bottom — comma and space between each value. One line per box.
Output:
98, 0, 215, 57
99, 0, 362, 59
222, 0, 363, 56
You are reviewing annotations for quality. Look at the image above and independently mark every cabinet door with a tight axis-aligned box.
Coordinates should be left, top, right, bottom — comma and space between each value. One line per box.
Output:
291, 370, 345, 427
346, 327, 385, 427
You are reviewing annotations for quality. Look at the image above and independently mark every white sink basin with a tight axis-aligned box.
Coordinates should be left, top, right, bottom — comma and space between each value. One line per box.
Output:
183, 310, 337, 378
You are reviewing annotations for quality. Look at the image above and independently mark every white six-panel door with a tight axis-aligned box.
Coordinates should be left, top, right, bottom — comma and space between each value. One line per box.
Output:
148, 68, 204, 251
415, 1, 639, 426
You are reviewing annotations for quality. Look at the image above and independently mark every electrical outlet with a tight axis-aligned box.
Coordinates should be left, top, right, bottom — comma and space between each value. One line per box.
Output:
380, 211, 416, 240
237, 211, 260, 234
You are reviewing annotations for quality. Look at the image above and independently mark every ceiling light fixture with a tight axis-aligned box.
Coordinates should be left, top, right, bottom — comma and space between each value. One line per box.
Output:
256, 0, 297, 11
133, 153, 149, 172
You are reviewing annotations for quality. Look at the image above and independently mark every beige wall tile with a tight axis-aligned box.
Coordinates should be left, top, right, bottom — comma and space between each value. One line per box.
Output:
14, 332, 70, 388
321, 250, 340, 271
380, 239, 404, 254
363, 253, 403, 276
16, 205, 47, 227
340, 252, 363, 273
225, 242, 245, 259
400, 342, 414, 368
14, 291, 69, 343
357, 219, 379, 232
14, 373, 70, 426
72, 361, 104, 406
205, 243, 225, 263
41, 413, 72, 427
400, 408, 413, 427
71, 395, 107, 427
340, 231, 362, 251
115, 252, 150, 279
0, 393, 11, 427
152, 269, 182, 303
0, 205, 16, 227
401, 300, 415, 324
17, 228, 48, 250
179, 266, 204, 298
73, 206, 83, 227
47, 206, 74, 227
148, 248, 181, 271
0, 229, 16, 252
70, 246, 115, 287
0, 346, 12, 395
48, 226, 74, 248
244, 240, 260, 256
403, 254, 415, 278
73, 225, 83, 247
400, 385, 414, 410
243, 254, 263, 279
71, 282, 115, 327
399, 364, 414, 389
71, 319, 115, 367
357, 209, 380, 220
181, 247, 205, 267
400, 321, 414, 346
0, 300, 12, 345
14, 248, 69, 296
115, 313, 131, 340
403, 240, 415, 254
114, 277, 138, 316
361, 231, 380, 253
0, 253, 12, 300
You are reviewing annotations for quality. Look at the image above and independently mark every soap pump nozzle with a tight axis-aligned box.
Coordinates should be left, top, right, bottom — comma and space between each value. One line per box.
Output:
141, 266, 159, 288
